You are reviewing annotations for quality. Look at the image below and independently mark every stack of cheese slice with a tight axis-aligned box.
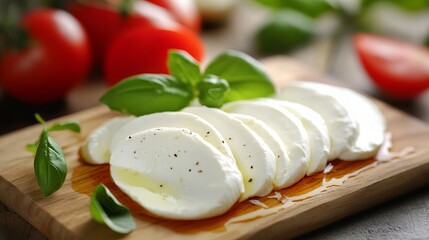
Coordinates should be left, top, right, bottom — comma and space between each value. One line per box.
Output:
81, 81, 386, 220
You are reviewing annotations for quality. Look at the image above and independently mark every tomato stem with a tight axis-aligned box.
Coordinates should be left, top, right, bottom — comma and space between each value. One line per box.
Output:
118, 0, 134, 18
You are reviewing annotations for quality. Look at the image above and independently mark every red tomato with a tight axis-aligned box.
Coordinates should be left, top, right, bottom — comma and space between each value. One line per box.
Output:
0, 9, 91, 104
146, 0, 201, 32
104, 26, 204, 86
69, 0, 178, 65
354, 33, 429, 99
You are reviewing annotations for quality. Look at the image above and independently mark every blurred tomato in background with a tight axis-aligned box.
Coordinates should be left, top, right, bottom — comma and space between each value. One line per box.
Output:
0, 8, 91, 104
69, 0, 204, 86
0, 0, 205, 104
105, 25, 204, 85
69, 0, 179, 65
354, 33, 429, 100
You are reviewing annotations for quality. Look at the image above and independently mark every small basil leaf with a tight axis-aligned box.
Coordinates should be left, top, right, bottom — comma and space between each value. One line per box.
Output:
34, 128, 67, 196
26, 142, 38, 153
168, 50, 201, 87
90, 184, 135, 234
48, 121, 81, 133
198, 75, 230, 108
204, 50, 275, 102
255, 0, 333, 18
100, 74, 194, 116
256, 10, 314, 53
390, 0, 429, 12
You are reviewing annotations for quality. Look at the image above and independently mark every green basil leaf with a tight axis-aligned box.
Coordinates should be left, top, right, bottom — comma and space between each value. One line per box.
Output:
90, 184, 135, 234
100, 74, 194, 116
48, 121, 81, 133
34, 128, 67, 196
256, 10, 314, 53
255, 0, 333, 18
168, 50, 201, 87
198, 75, 230, 108
390, 0, 429, 12
26, 142, 38, 153
204, 50, 275, 102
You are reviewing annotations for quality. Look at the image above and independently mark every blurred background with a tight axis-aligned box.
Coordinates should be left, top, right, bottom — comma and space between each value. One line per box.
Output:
0, 0, 429, 134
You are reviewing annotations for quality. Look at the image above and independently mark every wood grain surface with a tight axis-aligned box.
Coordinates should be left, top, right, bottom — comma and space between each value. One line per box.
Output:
0, 57, 429, 240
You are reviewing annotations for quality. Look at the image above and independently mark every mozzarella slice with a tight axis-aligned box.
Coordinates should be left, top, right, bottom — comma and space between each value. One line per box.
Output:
110, 112, 235, 164
257, 99, 330, 175
183, 106, 275, 200
278, 81, 359, 160
318, 86, 386, 160
231, 113, 291, 190
80, 116, 134, 164
222, 101, 309, 188
110, 127, 243, 220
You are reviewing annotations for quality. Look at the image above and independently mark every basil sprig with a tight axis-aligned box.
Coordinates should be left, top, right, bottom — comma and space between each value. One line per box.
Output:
28, 114, 80, 196
90, 184, 135, 234
100, 50, 275, 116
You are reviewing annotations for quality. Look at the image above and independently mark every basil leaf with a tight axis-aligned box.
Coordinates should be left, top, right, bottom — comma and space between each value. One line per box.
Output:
100, 74, 194, 116
26, 142, 38, 153
198, 75, 230, 108
48, 121, 81, 133
204, 51, 275, 102
34, 128, 67, 196
255, 0, 333, 18
90, 184, 135, 234
390, 0, 429, 12
168, 50, 201, 87
256, 10, 314, 53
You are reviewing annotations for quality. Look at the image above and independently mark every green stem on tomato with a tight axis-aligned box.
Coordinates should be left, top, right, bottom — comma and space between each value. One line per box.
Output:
118, 0, 134, 18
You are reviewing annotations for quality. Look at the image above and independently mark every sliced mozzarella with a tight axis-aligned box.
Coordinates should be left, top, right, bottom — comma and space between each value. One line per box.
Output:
110, 127, 243, 220
257, 99, 330, 175
80, 116, 134, 164
183, 106, 275, 200
320, 86, 386, 160
222, 101, 309, 188
231, 113, 290, 190
278, 81, 359, 160
110, 112, 235, 165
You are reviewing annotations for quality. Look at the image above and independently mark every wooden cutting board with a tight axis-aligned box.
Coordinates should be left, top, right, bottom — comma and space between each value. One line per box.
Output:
1, 57, 429, 240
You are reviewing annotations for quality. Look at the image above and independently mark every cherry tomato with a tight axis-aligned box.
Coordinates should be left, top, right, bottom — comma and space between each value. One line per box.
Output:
0, 9, 91, 104
146, 0, 201, 32
69, 0, 178, 65
104, 25, 204, 86
354, 33, 429, 99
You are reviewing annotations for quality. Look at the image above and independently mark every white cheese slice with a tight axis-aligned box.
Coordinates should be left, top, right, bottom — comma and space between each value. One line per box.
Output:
320, 86, 386, 160
278, 81, 359, 160
110, 112, 235, 165
183, 106, 275, 200
110, 127, 243, 220
80, 116, 134, 164
231, 113, 291, 190
258, 99, 330, 175
222, 101, 309, 188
